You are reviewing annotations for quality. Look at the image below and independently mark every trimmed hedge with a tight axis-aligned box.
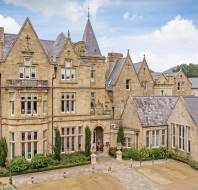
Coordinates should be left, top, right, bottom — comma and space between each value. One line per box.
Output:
109, 147, 198, 170
31, 154, 48, 169
109, 147, 169, 161
9, 156, 29, 172
0, 152, 90, 177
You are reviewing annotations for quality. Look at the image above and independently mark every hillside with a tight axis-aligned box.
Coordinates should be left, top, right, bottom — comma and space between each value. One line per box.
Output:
164, 64, 198, 78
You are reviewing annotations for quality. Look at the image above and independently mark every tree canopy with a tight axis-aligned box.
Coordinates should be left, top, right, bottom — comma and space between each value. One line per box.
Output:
172, 63, 198, 77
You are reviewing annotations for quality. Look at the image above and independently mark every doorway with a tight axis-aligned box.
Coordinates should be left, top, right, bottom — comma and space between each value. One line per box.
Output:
93, 127, 104, 151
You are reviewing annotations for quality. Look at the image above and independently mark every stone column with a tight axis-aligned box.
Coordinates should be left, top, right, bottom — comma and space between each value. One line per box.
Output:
116, 150, 122, 161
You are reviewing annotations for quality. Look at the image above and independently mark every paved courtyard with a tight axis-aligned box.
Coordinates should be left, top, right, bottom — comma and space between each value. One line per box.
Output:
7, 155, 198, 190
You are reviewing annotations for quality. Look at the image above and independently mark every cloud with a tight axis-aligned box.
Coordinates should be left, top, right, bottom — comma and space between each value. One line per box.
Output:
123, 11, 143, 20
99, 15, 198, 72
3, 0, 110, 21
0, 14, 19, 33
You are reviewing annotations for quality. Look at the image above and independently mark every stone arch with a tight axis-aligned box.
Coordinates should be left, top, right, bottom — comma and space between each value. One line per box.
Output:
93, 126, 104, 152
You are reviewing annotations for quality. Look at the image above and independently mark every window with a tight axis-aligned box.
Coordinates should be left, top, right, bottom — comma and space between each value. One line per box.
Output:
90, 92, 96, 112
61, 126, 83, 153
125, 79, 131, 90
61, 68, 76, 81
91, 65, 96, 82
141, 81, 147, 90
177, 81, 185, 90
187, 126, 191, 153
9, 93, 15, 116
61, 93, 75, 113
21, 131, 38, 159
146, 131, 150, 147
124, 137, 132, 148
10, 132, 15, 159
162, 129, 166, 146
151, 130, 160, 147
42, 96, 47, 114
178, 125, 185, 150
19, 67, 36, 79
172, 123, 176, 148
20, 94, 38, 115
43, 130, 47, 156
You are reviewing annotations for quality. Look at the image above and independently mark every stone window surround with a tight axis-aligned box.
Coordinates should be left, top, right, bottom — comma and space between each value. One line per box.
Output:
61, 92, 76, 114
60, 126, 83, 153
21, 131, 38, 159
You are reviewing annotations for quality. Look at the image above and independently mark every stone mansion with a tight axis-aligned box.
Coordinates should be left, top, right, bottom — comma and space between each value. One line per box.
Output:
0, 17, 198, 161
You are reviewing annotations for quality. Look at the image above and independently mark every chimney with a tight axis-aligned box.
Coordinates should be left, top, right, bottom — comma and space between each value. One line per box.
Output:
0, 27, 4, 60
106, 52, 123, 75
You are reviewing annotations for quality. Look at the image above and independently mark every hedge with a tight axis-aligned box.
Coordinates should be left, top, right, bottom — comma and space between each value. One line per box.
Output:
109, 147, 198, 170
0, 152, 90, 177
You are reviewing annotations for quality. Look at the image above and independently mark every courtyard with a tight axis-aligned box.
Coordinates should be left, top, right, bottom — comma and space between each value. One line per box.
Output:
2, 156, 197, 190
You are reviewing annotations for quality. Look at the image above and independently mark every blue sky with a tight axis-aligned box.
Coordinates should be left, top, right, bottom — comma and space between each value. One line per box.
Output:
1, 0, 198, 71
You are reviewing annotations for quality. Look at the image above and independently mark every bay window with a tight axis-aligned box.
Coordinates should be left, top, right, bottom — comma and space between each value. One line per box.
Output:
61, 126, 83, 153
21, 131, 38, 159
21, 94, 38, 115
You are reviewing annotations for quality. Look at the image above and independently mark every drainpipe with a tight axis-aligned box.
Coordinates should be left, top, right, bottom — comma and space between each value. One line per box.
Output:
0, 73, 2, 138
167, 125, 169, 149
52, 65, 57, 154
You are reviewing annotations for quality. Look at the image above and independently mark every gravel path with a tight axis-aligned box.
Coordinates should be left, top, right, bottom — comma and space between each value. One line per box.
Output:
13, 155, 161, 190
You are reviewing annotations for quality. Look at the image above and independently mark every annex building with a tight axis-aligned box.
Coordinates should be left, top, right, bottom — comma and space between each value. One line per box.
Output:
0, 16, 198, 161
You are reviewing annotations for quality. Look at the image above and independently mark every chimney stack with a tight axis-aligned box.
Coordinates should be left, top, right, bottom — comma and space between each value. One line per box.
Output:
0, 27, 4, 60
106, 52, 123, 76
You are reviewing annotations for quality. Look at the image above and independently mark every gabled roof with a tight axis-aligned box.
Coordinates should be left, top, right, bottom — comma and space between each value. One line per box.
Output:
183, 97, 198, 125
188, 78, 198, 89
132, 96, 178, 127
82, 18, 102, 57
106, 58, 126, 90
134, 62, 143, 73
151, 72, 165, 81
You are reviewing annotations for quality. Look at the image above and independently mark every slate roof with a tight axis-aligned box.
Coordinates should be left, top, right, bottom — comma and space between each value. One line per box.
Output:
188, 78, 198, 89
3, 18, 101, 60
82, 19, 102, 57
151, 72, 163, 81
183, 97, 198, 125
132, 96, 178, 127
106, 58, 126, 90
134, 62, 143, 73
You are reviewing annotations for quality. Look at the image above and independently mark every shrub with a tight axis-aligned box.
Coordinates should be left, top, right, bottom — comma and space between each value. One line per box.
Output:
31, 154, 48, 169
109, 147, 117, 158
0, 137, 8, 167
53, 128, 61, 161
61, 152, 88, 165
117, 127, 124, 146
9, 156, 29, 172
150, 148, 168, 160
139, 148, 151, 161
85, 127, 91, 157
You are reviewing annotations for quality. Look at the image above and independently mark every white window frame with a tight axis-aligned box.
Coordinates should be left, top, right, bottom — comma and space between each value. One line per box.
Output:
151, 130, 160, 148
172, 123, 176, 148
21, 131, 38, 159
10, 132, 15, 159
60, 68, 76, 81
20, 94, 38, 116
61, 93, 76, 114
61, 126, 83, 153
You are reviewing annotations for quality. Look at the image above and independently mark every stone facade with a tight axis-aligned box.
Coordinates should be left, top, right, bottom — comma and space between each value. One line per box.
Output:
0, 17, 197, 161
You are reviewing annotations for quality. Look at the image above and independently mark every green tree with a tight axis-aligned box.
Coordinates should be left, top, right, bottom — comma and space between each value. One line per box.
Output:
172, 63, 198, 77
117, 127, 124, 146
85, 127, 91, 157
0, 137, 8, 166
53, 128, 61, 161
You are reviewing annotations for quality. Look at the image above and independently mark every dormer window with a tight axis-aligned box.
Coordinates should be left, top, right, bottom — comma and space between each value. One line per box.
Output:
61, 68, 76, 81
19, 57, 36, 79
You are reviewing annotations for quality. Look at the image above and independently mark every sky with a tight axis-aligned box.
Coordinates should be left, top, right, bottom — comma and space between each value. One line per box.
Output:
0, 0, 198, 72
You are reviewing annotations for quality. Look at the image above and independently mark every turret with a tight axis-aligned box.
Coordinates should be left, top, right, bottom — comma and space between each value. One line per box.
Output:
0, 27, 4, 60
